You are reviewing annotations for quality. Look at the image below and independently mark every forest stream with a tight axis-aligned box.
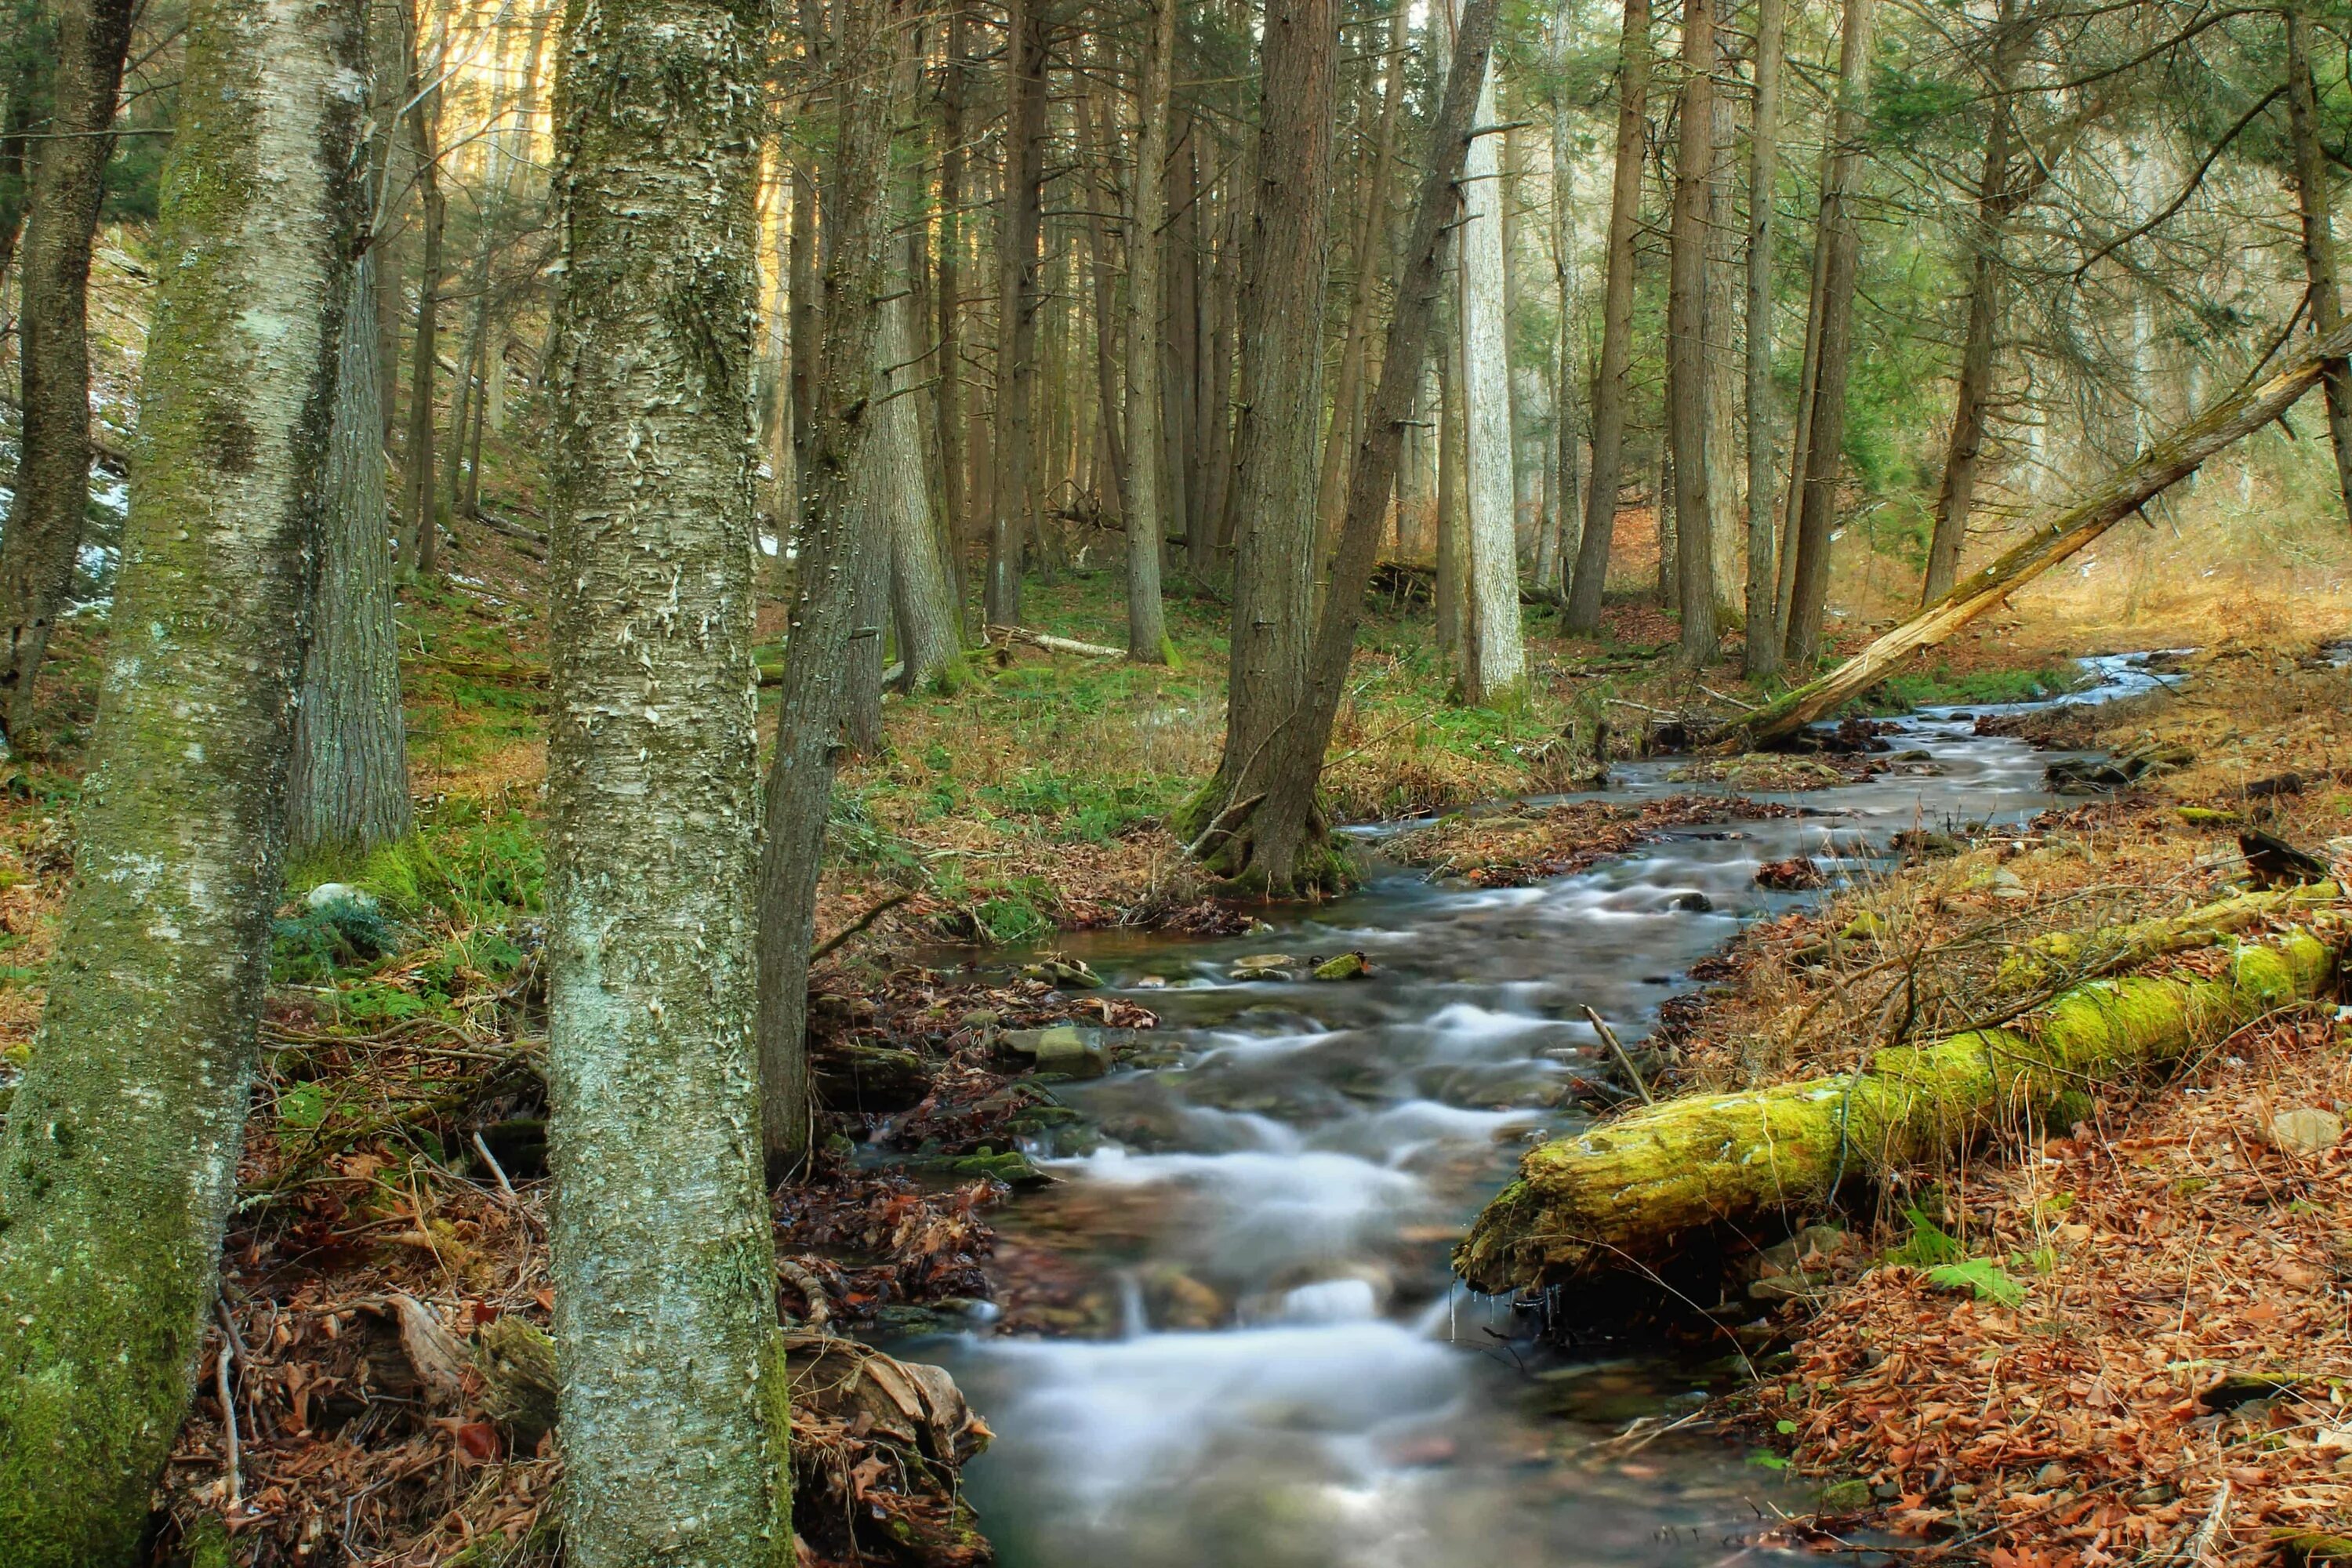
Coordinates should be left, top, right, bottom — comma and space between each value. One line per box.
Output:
887, 654, 2180, 1568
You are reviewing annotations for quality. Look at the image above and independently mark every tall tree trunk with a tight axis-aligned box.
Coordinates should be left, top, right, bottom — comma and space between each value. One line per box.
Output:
1456, 17, 1525, 703
1563, 0, 1651, 633
1704, 28, 1740, 616
0, 0, 132, 750
1436, 312, 1465, 653
935, 0, 968, 589
1547, 0, 1585, 598
1315, 0, 1410, 546
1667, 0, 1718, 662
1204, 0, 1502, 892
881, 264, 967, 691
756, 0, 908, 1171
398, 56, 445, 581
1741, 0, 1785, 675
1076, 77, 1127, 517
1178, 0, 1335, 881
291, 242, 412, 855
1779, 0, 1876, 670
1921, 0, 2025, 604
2285, 8, 2352, 530
1123, 0, 1177, 659
0, 27, 40, 298
0, 0, 361, 1549
843, 507, 888, 754
1167, 119, 1200, 559
986, 0, 1047, 626
543, 0, 786, 1550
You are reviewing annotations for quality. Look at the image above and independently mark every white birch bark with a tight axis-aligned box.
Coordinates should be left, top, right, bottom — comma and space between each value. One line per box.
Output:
1456, 48, 1525, 703
541, 0, 786, 1555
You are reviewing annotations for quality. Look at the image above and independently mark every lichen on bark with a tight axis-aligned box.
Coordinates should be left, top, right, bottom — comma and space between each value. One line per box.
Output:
540, 0, 786, 1556
0, 0, 364, 1554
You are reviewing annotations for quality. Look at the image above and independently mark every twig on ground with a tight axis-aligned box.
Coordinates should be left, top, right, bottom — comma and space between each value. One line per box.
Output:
1584, 1006, 1654, 1105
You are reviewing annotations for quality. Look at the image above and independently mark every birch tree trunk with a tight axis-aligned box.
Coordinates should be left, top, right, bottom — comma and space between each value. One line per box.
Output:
0, 0, 361, 1550
757, 0, 908, 1171
1564, 0, 1651, 633
1177, 0, 1335, 870
1666, 0, 1719, 663
2285, 9, 2352, 529
1457, 36, 1526, 704
1779, 0, 1877, 670
0, 0, 132, 750
1741, 0, 1785, 675
541, 0, 789, 1553
1122, 0, 1177, 661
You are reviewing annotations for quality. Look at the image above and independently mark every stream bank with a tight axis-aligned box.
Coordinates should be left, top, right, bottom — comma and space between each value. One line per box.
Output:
862, 654, 2190, 1568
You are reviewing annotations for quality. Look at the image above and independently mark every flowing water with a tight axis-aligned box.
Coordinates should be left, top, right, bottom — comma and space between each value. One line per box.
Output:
909, 656, 2169, 1568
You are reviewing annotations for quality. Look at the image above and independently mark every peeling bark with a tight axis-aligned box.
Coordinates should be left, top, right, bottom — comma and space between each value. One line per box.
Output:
540, 0, 788, 1554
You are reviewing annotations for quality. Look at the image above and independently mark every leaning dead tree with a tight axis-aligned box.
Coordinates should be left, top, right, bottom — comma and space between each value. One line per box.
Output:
1723, 314, 2352, 749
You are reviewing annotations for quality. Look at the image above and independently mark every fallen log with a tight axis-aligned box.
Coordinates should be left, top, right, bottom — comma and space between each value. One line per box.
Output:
983, 622, 1125, 659
1454, 927, 2338, 1294
1722, 314, 2352, 749
2002, 882, 2339, 989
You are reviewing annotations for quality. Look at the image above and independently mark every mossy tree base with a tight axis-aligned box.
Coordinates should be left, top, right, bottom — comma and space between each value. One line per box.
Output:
1455, 932, 2337, 1294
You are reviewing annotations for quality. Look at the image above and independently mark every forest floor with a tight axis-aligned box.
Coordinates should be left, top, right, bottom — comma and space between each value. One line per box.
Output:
1619, 646, 2352, 1566
0, 514, 2325, 1566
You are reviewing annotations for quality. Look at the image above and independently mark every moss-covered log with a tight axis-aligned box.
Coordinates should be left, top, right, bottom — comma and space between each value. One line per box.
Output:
1455, 933, 2336, 1294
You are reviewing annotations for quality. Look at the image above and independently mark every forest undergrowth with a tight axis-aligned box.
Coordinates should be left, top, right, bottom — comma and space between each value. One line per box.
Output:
0, 512, 2327, 1565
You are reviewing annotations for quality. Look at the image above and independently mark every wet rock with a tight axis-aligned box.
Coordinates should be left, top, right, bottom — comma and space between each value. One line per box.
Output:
1229, 953, 1299, 981
1143, 1266, 1227, 1330
1000, 1025, 1110, 1080
1755, 856, 1824, 890
1312, 950, 1372, 980
814, 1043, 933, 1112
940, 1145, 1051, 1185
2269, 1107, 2344, 1157
1671, 892, 1715, 913
1818, 1479, 1872, 1512
1890, 829, 1962, 859
1022, 956, 1104, 989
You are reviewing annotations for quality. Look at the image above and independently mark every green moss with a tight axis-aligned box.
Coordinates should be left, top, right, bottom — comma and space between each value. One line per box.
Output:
1457, 930, 2339, 1293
